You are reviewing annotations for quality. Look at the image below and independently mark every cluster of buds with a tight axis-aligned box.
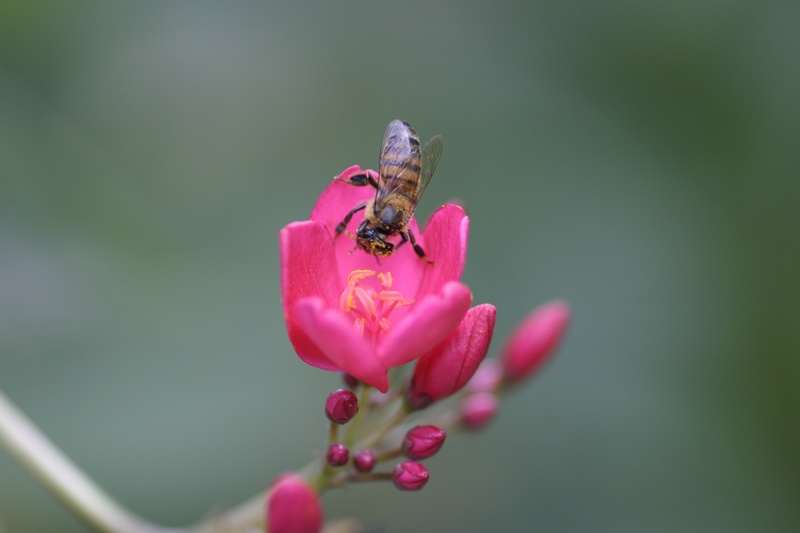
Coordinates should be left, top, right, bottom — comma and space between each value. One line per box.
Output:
322, 390, 445, 491
267, 167, 571, 532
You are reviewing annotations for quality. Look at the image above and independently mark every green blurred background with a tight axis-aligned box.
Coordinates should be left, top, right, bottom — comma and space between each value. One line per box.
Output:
1, 1, 798, 531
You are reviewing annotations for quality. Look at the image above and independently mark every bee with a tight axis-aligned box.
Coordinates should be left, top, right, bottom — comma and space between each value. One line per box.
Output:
335, 119, 443, 262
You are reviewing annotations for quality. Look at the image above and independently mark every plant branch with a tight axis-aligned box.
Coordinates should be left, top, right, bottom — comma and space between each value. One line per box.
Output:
0, 390, 180, 533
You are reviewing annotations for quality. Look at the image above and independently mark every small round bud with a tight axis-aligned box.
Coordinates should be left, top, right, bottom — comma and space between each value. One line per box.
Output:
325, 389, 359, 425
267, 473, 323, 533
402, 425, 446, 460
353, 449, 376, 473
393, 461, 429, 491
326, 443, 350, 467
461, 392, 500, 430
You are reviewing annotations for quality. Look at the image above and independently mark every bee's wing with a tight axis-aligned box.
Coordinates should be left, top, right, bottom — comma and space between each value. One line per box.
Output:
414, 134, 443, 207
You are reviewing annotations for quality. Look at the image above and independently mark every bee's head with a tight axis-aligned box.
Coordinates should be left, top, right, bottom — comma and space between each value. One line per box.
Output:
356, 223, 394, 257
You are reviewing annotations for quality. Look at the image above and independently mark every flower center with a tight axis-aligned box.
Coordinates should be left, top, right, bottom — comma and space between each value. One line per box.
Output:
339, 270, 414, 342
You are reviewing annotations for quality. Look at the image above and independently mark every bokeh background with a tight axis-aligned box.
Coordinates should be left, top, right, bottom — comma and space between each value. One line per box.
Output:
1, 1, 799, 532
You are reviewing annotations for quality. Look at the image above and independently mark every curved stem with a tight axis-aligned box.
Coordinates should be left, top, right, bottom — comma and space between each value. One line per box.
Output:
0, 390, 180, 533
357, 407, 409, 450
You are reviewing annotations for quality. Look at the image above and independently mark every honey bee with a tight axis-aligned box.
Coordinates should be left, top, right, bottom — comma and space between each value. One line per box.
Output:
335, 119, 443, 262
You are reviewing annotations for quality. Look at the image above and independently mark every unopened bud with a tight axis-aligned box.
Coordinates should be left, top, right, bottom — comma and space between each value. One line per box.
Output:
461, 392, 500, 430
392, 461, 429, 491
325, 389, 359, 424
267, 472, 322, 533
353, 449, 376, 473
408, 304, 497, 409
326, 443, 349, 467
402, 425, 446, 460
501, 300, 570, 384
467, 359, 503, 394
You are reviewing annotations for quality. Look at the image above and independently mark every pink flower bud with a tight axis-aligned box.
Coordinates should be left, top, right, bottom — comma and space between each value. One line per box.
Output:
325, 389, 359, 424
466, 359, 503, 394
402, 425, 446, 460
501, 300, 570, 384
353, 449, 376, 472
392, 461, 429, 491
326, 443, 349, 467
461, 392, 500, 430
408, 304, 496, 409
267, 473, 323, 533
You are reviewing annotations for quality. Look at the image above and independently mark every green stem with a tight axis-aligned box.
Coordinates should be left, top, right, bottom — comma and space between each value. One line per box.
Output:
0, 390, 180, 533
342, 384, 371, 448
357, 406, 409, 450
328, 420, 339, 445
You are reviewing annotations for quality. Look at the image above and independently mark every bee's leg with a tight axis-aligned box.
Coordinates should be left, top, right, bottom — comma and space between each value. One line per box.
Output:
402, 230, 434, 264
336, 202, 368, 237
339, 173, 380, 190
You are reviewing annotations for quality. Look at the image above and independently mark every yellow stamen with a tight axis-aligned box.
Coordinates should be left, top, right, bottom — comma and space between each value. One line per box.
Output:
339, 270, 414, 340
377, 272, 392, 289
348, 269, 376, 285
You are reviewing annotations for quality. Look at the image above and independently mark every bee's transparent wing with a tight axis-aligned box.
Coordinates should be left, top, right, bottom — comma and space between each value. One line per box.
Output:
413, 134, 443, 206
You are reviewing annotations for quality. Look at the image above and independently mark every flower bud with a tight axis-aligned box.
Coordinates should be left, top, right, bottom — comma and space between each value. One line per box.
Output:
267, 472, 323, 533
326, 443, 349, 467
392, 461, 429, 491
461, 392, 500, 430
466, 359, 503, 394
353, 449, 376, 472
408, 304, 496, 409
501, 300, 570, 384
325, 389, 359, 424
402, 425, 446, 460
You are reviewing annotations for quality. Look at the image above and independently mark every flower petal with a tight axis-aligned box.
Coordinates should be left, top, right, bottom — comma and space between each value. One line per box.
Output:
377, 281, 472, 368
414, 205, 469, 301
294, 297, 389, 392
280, 221, 344, 370
410, 304, 497, 405
310, 166, 377, 237
309, 168, 428, 285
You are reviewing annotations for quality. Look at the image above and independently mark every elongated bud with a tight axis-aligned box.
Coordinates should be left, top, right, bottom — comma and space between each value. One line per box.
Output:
461, 392, 500, 430
402, 425, 446, 460
466, 359, 503, 394
393, 461, 429, 491
408, 304, 496, 409
325, 389, 359, 424
501, 300, 570, 384
326, 443, 350, 467
267, 473, 323, 533
353, 449, 376, 472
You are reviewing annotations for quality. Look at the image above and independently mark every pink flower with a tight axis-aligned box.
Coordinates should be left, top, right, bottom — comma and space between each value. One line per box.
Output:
407, 304, 496, 409
280, 166, 474, 392
266, 473, 323, 533
501, 300, 571, 384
